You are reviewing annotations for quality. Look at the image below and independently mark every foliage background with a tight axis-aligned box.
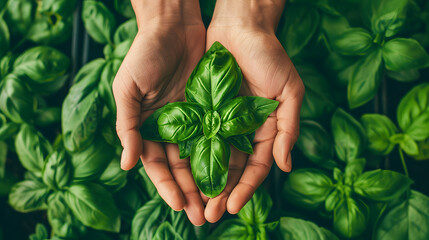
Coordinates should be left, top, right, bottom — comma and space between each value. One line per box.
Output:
0, 0, 429, 239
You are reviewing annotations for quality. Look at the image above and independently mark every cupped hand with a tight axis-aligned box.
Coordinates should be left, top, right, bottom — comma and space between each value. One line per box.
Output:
112, 17, 206, 225
203, 23, 305, 222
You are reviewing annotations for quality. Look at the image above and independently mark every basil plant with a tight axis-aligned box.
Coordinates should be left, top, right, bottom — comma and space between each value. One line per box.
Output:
141, 42, 279, 198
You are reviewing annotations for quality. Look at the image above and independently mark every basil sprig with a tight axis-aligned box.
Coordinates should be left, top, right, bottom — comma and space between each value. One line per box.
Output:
141, 42, 279, 198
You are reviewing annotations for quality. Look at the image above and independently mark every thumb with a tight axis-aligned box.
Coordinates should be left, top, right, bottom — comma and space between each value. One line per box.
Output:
113, 66, 144, 170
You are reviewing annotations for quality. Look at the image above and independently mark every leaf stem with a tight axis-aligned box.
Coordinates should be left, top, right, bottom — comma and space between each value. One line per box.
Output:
398, 148, 409, 177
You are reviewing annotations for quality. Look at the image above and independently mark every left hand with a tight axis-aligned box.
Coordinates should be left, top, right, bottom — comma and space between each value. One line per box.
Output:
202, 0, 305, 222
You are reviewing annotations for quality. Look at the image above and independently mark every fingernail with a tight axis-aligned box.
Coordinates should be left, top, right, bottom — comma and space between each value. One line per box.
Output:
286, 153, 292, 172
120, 148, 127, 170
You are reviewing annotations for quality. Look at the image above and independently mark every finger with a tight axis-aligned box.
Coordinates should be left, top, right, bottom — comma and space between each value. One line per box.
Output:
227, 139, 274, 214
165, 144, 205, 226
273, 68, 304, 172
113, 67, 144, 170
204, 148, 247, 223
141, 140, 185, 211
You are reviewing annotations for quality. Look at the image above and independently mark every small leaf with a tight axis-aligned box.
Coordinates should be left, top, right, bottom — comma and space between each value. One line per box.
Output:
9, 180, 49, 213
228, 134, 254, 155
383, 38, 429, 71
344, 158, 366, 185
0, 75, 34, 123
354, 169, 413, 201
203, 110, 221, 139
238, 187, 272, 225
82, 0, 116, 44
361, 114, 398, 155
333, 197, 369, 238
325, 189, 343, 212
278, 217, 339, 240
43, 149, 73, 190
178, 138, 195, 159
113, 18, 137, 44
332, 28, 374, 55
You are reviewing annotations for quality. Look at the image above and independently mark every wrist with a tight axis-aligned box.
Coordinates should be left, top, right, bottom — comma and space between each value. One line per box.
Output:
131, 0, 203, 28
209, 0, 285, 33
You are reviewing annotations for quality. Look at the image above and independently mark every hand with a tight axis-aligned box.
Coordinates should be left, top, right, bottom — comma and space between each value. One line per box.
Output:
202, 0, 305, 222
112, 1, 206, 225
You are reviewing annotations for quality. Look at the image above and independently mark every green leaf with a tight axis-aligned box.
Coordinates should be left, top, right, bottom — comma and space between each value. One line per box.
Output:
203, 110, 221, 139
114, 18, 138, 44
113, 39, 133, 59
178, 138, 194, 159
277, 4, 320, 58
361, 114, 398, 155
71, 137, 113, 182
98, 157, 127, 192
331, 108, 366, 162
185, 41, 242, 110
35, 107, 61, 127
65, 183, 120, 232
43, 149, 72, 191
131, 197, 169, 240
333, 197, 369, 238
157, 102, 204, 143
283, 168, 334, 209
218, 96, 278, 138
278, 217, 339, 240
15, 125, 52, 175
62, 59, 105, 152
169, 210, 198, 240
375, 190, 429, 240
98, 59, 121, 113
8, 180, 49, 213
0, 18, 10, 58
397, 83, 429, 141
354, 169, 413, 201
114, 0, 135, 18
348, 48, 383, 108
332, 28, 374, 55
0, 141, 6, 178
386, 69, 420, 82
191, 135, 230, 198
325, 188, 343, 212
4, 0, 36, 36
13, 46, 70, 87
0, 75, 34, 123
82, 0, 116, 44
368, 0, 408, 37
297, 120, 336, 169
29, 224, 48, 240
238, 187, 272, 225
383, 38, 429, 71
228, 134, 254, 155
47, 192, 84, 239
344, 158, 366, 186
153, 222, 184, 240
0, 121, 19, 141
390, 133, 419, 155
207, 219, 251, 240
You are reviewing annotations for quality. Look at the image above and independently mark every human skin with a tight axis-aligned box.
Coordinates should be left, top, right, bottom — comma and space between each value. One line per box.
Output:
113, 0, 304, 225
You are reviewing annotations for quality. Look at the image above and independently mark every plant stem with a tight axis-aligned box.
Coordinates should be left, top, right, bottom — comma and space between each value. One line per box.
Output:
399, 148, 409, 177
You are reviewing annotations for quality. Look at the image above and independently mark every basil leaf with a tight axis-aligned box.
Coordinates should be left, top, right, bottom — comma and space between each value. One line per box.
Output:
47, 192, 84, 239
0, 121, 19, 141
114, 0, 135, 18
278, 217, 339, 240
412, 139, 429, 161
0, 75, 34, 123
158, 102, 204, 143
178, 139, 194, 159
203, 110, 221, 139
361, 114, 397, 155
325, 188, 343, 212
297, 120, 336, 169
43, 149, 72, 191
228, 134, 254, 155
332, 28, 374, 55
98, 59, 121, 113
207, 219, 251, 240
344, 158, 366, 185
4, 0, 36, 36
131, 197, 169, 240
114, 180, 148, 223
191, 135, 230, 198
397, 83, 429, 141
375, 190, 429, 240
219, 96, 278, 138
98, 157, 127, 192
348, 48, 383, 108
82, 0, 116, 44
383, 38, 429, 71
153, 222, 184, 240
283, 168, 334, 209
390, 133, 419, 155
13, 46, 70, 86
185, 41, 242, 110
331, 108, 366, 162
62, 59, 105, 152
65, 183, 120, 232
35, 107, 61, 127
354, 169, 413, 201
238, 187, 272, 225
0, 18, 9, 58
277, 4, 320, 58
29, 224, 48, 240
114, 18, 138, 44
369, 0, 408, 37
386, 69, 420, 82
170, 209, 198, 240
8, 180, 49, 213
113, 39, 133, 59
15, 124, 52, 175
71, 137, 113, 182
333, 197, 369, 238
27, 11, 73, 45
